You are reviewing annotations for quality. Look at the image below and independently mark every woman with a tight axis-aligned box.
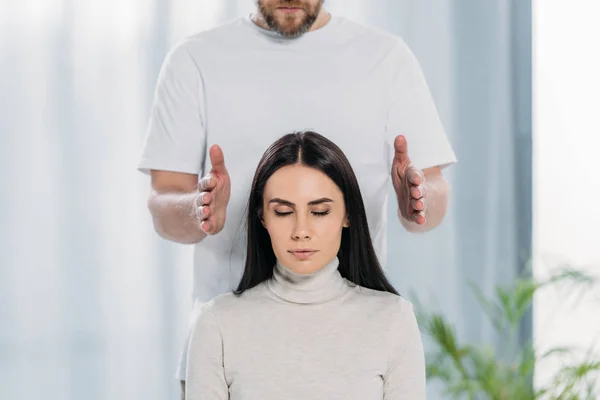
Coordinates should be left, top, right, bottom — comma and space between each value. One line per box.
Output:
185, 131, 426, 400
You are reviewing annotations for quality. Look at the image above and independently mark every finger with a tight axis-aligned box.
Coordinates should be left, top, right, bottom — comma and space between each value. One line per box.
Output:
394, 135, 408, 155
411, 184, 426, 199
198, 206, 211, 220
412, 211, 426, 225
393, 135, 410, 163
198, 192, 212, 206
209, 145, 228, 175
411, 198, 425, 211
407, 168, 423, 186
200, 220, 212, 234
198, 175, 216, 191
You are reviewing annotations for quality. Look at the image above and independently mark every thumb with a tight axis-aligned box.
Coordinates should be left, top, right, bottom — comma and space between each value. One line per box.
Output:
209, 145, 228, 175
393, 135, 410, 164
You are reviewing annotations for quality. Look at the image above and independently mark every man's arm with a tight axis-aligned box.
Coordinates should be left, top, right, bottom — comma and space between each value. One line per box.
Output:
147, 170, 207, 245
391, 135, 452, 234
147, 145, 231, 244
398, 166, 450, 233
385, 41, 457, 234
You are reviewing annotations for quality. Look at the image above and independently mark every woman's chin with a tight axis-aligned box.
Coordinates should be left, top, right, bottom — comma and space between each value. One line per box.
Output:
286, 258, 327, 275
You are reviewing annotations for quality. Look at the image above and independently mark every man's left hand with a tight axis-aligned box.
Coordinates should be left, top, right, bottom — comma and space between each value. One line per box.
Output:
391, 135, 427, 225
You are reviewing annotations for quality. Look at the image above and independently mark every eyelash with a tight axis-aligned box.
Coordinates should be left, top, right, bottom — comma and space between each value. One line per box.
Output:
274, 210, 330, 217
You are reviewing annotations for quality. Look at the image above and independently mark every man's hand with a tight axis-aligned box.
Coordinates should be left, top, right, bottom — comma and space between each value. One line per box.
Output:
391, 135, 427, 225
196, 145, 231, 235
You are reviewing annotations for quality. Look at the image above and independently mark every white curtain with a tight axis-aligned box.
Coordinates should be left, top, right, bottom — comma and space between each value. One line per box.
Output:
0, 1, 530, 399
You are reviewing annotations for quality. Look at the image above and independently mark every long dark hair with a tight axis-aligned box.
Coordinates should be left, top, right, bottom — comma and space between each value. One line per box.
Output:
234, 131, 399, 296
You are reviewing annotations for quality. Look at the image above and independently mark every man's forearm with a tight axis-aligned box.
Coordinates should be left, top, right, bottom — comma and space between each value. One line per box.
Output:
399, 175, 450, 233
147, 190, 207, 244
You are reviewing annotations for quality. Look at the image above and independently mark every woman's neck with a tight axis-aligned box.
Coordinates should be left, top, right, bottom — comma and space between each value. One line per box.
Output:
266, 257, 346, 304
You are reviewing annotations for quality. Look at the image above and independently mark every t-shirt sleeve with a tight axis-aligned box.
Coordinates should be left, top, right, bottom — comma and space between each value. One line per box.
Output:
383, 299, 426, 400
137, 42, 207, 176
186, 303, 229, 400
386, 41, 457, 171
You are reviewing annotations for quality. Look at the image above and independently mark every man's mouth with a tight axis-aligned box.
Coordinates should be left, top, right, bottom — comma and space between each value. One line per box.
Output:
277, 6, 304, 13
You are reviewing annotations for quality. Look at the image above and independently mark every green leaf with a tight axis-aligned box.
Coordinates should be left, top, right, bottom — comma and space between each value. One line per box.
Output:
517, 343, 536, 378
540, 346, 576, 362
512, 279, 538, 325
426, 362, 454, 382
469, 281, 506, 333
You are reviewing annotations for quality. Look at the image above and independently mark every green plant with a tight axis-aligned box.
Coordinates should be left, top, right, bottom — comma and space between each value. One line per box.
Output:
415, 266, 600, 400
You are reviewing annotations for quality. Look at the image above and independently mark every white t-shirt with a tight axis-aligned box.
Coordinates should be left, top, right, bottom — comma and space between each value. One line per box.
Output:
138, 15, 456, 379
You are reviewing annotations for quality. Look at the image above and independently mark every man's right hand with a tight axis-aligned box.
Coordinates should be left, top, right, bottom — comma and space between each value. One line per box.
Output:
196, 145, 231, 235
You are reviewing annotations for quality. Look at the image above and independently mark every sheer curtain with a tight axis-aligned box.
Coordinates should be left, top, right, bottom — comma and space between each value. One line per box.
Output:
0, 1, 530, 399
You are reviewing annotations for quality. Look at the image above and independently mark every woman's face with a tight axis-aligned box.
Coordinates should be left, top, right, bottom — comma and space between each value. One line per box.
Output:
262, 164, 349, 274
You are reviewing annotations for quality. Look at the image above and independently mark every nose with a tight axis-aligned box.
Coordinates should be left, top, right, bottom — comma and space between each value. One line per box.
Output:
292, 214, 312, 240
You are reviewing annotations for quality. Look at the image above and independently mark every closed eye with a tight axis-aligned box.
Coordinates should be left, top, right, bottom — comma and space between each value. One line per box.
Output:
273, 210, 330, 217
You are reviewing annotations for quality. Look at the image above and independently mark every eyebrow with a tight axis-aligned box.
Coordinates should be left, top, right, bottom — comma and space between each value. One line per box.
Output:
268, 197, 334, 206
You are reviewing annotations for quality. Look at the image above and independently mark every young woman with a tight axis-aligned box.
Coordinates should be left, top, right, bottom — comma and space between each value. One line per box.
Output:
185, 131, 425, 400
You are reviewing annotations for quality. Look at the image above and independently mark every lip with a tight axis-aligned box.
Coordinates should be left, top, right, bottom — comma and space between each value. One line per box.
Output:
288, 249, 318, 260
277, 7, 303, 13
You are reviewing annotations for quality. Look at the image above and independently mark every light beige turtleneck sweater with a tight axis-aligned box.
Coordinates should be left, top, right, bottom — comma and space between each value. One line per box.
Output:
185, 257, 426, 400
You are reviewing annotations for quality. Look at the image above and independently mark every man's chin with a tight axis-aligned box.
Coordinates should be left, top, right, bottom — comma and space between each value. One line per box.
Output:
274, 22, 311, 37
279, 29, 304, 37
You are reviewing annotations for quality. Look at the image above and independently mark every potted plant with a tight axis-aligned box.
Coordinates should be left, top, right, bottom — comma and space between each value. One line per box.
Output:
415, 265, 600, 399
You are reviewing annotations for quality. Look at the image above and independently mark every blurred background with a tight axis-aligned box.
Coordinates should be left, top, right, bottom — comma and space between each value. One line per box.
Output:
1, 0, 598, 399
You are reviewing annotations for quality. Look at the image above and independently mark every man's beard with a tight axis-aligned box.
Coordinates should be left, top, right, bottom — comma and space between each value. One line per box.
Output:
257, 1, 324, 38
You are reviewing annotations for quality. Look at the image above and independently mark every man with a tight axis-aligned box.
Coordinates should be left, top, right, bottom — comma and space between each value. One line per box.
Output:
137, 1, 456, 397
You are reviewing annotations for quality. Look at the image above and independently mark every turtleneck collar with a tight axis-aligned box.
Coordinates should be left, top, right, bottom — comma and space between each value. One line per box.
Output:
267, 257, 347, 304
